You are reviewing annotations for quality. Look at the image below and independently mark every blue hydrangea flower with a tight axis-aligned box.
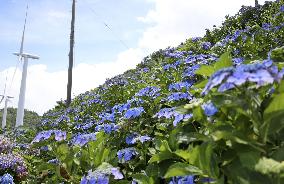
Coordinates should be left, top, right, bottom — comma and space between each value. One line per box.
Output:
117, 148, 138, 162
0, 173, 14, 184
169, 82, 192, 91
72, 133, 97, 146
111, 168, 123, 179
95, 123, 119, 134
232, 57, 244, 65
126, 133, 151, 145
201, 42, 212, 50
167, 92, 193, 102
124, 107, 144, 119
202, 61, 283, 95
135, 86, 161, 98
169, 175, 194, 184
280, 5, 284, 12
32, 130, 67, 143
202, 102, 218, 116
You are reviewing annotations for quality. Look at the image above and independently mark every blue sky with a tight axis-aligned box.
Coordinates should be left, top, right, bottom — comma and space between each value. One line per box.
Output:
0, 0, 270, 114
0, 0, 153, 71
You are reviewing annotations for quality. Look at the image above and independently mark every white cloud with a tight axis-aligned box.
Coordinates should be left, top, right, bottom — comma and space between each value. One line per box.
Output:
136, 0, 264, 51
0, 48, 144, 115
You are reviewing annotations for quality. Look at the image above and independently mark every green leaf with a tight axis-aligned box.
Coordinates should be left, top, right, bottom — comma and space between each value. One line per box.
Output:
56, 144, 69, 161
195, 65, 215, 77
132, 174, 154, 184
214, 52, 232, 71
149, 151, 174, 163
164, 162, 202, 178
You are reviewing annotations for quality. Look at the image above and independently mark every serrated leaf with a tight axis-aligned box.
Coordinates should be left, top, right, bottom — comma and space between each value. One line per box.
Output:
214, 52, 232, 71
164, 162, 202, 178
195, 65, 215, 77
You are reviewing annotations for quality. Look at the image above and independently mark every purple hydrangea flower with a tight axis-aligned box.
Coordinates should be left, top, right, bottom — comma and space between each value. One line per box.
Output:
32, 130, 67, 143
280, 5, 284, 12
169, 82, 192, 91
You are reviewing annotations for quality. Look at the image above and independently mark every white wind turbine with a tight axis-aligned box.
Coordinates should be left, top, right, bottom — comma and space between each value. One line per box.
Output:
14, 4, 39, 127
0, 75, 13, 129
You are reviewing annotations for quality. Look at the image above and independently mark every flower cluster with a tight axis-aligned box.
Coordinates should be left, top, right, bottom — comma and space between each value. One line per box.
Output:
155, 108, 193, 126
169, 175, 194, 184
0, 153, 28, 179
0, 173, 14, 184
117, 147, 138, 162
167, 92, 193, 102
32, 130, 67, 143
0, 136, 13, 154
95, 123, 119, 134
80, 165, 123, 184
202, 102, 218, 116
135, 86, 161, 98
72, 133, 97, 146
125, 133, 151, 145
169, 82, 192, 91
124, 107, 144, 119
202, 60, 284, 95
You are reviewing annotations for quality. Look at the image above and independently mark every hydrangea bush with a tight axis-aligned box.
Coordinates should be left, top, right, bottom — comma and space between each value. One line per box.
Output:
1, 1, 284, 183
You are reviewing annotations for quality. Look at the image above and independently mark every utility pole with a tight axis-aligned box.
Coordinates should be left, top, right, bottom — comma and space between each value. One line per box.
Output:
255, 0, 259, 6
67, 0, 76, 106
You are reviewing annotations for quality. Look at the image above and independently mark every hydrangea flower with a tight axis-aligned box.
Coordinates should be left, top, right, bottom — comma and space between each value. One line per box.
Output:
95, 123, 119, 134
32, 130, 66, 143
117, 148, 138, 162
0, 173, 14, 184
0, 153, 28, 179
280, 5, 284, 12
135, 86, 161, 98
232, 57, 244, 65
169, 175, 194, 184
0, 136, 12, 154
72, 133, 97, 146
167, 92, 193, 102
80, 164, 123, 184
202, 60, 283, 95
169, 82, 192, 91
155, 108, 193, 126
124, 107, 144, 119
125, 133, 151, 145
201, 42, 212, 50
202, 102, 218, 116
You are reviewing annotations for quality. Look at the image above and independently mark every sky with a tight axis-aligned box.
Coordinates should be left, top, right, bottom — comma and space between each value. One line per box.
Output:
0, 0, 271, 115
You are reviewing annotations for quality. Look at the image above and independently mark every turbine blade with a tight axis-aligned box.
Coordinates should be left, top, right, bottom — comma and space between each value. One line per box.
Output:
19, 4, 29, 55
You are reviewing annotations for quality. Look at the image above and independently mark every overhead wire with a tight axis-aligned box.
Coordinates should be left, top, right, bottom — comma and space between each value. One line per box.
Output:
81, 0, 130, 50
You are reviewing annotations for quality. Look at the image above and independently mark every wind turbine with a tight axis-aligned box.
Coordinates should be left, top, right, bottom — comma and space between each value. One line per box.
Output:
1, 95, 14, 129
14, 4, 39, 127
0, 74, 14, 129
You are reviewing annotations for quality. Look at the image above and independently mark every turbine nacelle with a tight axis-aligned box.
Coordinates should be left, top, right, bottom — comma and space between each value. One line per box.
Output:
13, 52, 40, 60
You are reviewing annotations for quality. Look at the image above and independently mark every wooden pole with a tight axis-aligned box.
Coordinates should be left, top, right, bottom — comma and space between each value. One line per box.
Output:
67, 0, 76, 106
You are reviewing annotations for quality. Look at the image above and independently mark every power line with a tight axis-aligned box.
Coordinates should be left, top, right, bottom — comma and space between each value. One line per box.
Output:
80, 0, 130, 50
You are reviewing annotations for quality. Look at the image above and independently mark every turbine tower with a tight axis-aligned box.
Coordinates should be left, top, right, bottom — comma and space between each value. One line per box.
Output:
14, 4, 39, 127
1, 95, 13, 129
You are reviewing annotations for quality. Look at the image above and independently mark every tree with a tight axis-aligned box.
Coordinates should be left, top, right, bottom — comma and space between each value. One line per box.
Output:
67, 0, 76, 106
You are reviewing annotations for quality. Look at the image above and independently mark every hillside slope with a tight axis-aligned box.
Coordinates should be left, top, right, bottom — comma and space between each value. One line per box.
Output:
3, 1, 284, 184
